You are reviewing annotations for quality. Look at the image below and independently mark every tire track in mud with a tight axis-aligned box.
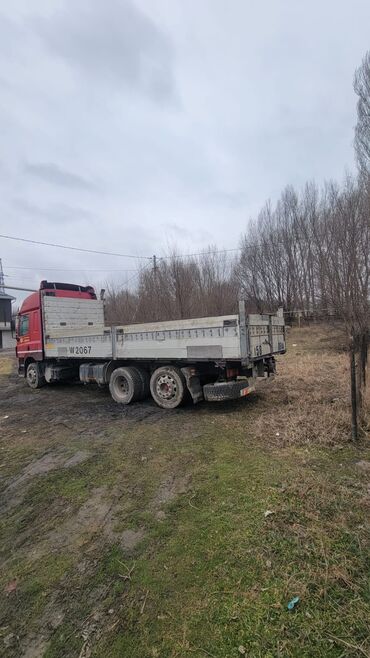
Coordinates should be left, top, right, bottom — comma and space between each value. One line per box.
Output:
1, 355, 196, 657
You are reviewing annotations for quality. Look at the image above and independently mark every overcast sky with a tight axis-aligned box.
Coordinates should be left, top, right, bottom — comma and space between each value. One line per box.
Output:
1, 0, 369, 305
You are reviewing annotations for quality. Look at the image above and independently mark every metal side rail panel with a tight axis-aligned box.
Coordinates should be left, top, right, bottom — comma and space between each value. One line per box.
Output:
44, 332, 113, 359
43, 309, 285, 363
43, 295, 105, 338
247, 313, 286, 359
114, 315, 241, 361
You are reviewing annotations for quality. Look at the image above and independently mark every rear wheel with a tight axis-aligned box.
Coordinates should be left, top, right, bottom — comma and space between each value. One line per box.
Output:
109, 367, 142, 404
130, 366, 150, 400
150, 366, 186, 409
26, 362, 45, 389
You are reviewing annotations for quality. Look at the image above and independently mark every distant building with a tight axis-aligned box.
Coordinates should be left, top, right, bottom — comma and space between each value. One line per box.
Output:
0, 291, 16, 349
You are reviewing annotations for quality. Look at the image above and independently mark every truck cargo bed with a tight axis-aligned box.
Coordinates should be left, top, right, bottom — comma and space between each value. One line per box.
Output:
43, 298, 285, 363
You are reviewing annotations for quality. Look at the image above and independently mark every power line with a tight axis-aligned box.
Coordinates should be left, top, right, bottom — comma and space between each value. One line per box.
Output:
0, 234, 152, 260
122, 270, 142, 287
0, 232, 247, 268
6, 268, 144, 289
160, 247, 241, 260
4, 265, 138, 273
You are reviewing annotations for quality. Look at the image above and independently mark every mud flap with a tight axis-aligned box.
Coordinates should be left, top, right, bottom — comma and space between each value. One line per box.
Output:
181, 367, 203, 404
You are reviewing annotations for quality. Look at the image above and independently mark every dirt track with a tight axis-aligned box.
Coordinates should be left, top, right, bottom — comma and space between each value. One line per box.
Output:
0, 353, 254, 657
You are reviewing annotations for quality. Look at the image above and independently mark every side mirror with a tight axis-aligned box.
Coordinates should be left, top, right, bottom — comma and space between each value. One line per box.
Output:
14, 316, 19, 340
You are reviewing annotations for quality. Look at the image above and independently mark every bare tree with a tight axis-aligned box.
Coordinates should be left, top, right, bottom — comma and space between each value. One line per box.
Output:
314, 177, 369, 437
238, 174, 369, 439
354, 51, 370, 176
104, 249, 239, 324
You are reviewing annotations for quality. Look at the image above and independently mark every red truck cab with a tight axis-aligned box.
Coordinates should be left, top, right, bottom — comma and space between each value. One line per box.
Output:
16, 281, 96, 378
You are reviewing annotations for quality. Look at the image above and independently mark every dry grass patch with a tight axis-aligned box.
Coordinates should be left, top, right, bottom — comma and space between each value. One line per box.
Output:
0, 355, 13, 376
254, 325, 357, 446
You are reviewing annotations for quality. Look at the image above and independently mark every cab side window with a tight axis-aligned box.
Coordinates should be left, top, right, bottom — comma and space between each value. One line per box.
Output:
19, 315, 29, 337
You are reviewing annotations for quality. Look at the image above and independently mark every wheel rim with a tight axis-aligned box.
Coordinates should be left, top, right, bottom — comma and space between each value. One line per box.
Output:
116, 376, 129, 396
27, 366, 37, 386
156, 374, 177, 401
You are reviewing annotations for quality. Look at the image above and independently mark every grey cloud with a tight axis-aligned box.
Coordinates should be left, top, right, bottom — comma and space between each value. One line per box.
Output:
34, 0, 176, 103
1, 0, 370, 311
0, 160, 9, 183
161, 223, 213, 244
204, 191, 249, 210
0, 13, 25, 56
161, 223, 193, 239
12, 198, 96, 223
23, 162, 95, 190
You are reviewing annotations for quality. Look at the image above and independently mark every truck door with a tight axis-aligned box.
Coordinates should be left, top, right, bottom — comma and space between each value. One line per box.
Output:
17, 312, 43, 359
19, 314, 29, 340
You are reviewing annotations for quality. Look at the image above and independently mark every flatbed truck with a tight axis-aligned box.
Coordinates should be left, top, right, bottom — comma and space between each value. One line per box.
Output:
15, 281, 286, 409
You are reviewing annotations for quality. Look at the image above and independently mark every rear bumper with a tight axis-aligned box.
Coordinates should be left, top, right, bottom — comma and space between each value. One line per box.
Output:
203, 380, 255, 402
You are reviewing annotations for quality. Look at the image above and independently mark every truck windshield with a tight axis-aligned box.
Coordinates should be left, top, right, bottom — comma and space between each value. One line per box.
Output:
19, 315, 29, 337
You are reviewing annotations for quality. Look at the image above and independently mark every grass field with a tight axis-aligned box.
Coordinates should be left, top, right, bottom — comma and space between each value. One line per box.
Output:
0, 326, 369, 657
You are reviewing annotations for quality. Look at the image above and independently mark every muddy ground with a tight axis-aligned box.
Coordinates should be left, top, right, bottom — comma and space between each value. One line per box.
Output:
0, 352, 256, 657
0, 330, 369, 658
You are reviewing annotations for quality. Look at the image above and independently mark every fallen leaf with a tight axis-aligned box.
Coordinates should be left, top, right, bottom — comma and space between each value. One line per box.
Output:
4, 579, 17, 594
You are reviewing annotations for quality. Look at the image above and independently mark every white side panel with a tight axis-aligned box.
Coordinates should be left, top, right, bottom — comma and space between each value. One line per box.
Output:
120, 315, 238, 333
271, 316, 286, 353
41, 304, 284, 362
248, 315, 285, 358
115, 319, 241, 360
43, 297, 105, 338
44, 333, 113, 359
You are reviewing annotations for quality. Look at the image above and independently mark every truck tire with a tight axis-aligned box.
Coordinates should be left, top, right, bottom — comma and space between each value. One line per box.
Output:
26, 362, 45, 389
130, 366, 150, 400
109, 367, 142, 405
150, 366, 186, 409
203, 380, 253, 402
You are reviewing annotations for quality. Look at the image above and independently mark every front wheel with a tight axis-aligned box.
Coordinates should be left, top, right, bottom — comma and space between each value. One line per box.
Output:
150, 366, 186, 409
26, 362, 45, 389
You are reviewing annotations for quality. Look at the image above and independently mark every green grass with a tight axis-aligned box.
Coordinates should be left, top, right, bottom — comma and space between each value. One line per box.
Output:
86, 436, 369, 658
0, 552, 74, 641
0, 327, 369, 658
2, 419, 370, 658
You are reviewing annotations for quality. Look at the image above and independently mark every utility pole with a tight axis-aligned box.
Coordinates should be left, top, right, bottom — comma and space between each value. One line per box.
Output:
152, 255, 158, 321
0, 259, 5, 293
